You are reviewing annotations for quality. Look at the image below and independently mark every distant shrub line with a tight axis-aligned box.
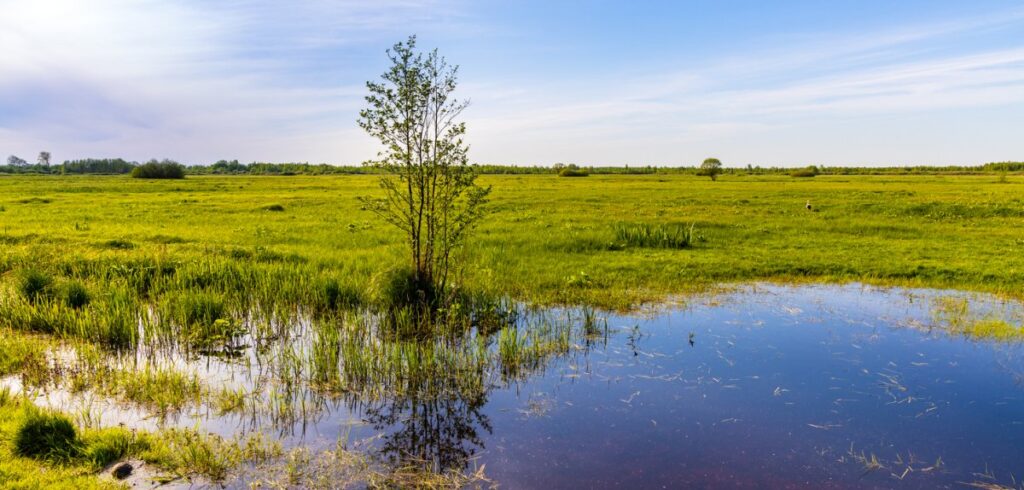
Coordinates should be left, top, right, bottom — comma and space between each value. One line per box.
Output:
3, 157, 1022, 176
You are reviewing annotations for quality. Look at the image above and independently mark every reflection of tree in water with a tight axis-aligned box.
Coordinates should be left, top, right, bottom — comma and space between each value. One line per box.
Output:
247, 308, 603, 475
337, 322, 498, 475
334, 310, 600, 475
361, 377, 492, 473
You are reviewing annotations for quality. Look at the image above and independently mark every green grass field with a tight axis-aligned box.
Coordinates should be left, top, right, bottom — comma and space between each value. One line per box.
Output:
1, 172, 1023, 487
2, 173, 1021, 309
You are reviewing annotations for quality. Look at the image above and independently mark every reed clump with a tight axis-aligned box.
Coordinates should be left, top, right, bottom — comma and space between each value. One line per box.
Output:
614, 222, 697, 249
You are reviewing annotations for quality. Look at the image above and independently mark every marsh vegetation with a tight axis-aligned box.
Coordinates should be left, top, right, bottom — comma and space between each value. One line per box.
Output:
1, 171, 1024, 487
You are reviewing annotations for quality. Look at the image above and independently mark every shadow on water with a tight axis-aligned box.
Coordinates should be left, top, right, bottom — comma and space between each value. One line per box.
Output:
7, 283, 1024, 488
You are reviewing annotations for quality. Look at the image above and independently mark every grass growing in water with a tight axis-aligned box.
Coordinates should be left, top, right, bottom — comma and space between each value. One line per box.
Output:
931, 297, 1024, 341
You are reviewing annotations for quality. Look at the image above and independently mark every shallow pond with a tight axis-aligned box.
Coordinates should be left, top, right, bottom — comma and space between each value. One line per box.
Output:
14, 283, 1024, 488
478, 285, 1024, 489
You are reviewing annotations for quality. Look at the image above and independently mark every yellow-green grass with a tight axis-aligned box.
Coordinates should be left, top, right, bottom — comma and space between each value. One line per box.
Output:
1, 173, 1021, 310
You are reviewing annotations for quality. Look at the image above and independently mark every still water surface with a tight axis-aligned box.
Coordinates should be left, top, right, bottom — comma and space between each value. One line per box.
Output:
19, 284, 1024, 488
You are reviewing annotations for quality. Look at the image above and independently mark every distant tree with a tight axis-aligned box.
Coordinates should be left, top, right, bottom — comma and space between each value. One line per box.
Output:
699, 158, 723, 181
358, 36, 490, 309
7, 155, 27, 167
790, 165, 820, 178
37, 151, 51, 167
557, 164, 588, 177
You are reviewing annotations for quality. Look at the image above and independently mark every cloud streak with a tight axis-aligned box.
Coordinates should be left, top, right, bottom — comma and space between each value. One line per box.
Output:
468, 9, 1024, 165
1, 1, 1022, 166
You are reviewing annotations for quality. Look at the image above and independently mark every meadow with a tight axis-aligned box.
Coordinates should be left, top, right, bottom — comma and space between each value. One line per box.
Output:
1, 172, 1023, 487
2, 173, 1022, 310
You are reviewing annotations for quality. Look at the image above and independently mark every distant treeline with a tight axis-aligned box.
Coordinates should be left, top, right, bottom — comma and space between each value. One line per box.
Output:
2, 157, 1021, 176
193, 160, 381, 175
0, 158, 138, 175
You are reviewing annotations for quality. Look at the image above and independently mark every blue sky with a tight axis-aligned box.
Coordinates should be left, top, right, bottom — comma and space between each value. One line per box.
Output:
2, 0, 1023, 166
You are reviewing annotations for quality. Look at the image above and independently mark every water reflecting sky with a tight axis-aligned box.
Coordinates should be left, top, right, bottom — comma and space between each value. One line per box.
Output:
15, 283, 1024, 488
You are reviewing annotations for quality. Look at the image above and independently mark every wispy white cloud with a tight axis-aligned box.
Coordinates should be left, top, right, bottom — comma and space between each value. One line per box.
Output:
0, 0, 464, 162
467, 9, 1024, 165
1, 1, 1022, 166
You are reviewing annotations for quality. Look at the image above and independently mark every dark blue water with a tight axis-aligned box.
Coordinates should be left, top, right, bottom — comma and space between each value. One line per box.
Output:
462, 285, 1024, 489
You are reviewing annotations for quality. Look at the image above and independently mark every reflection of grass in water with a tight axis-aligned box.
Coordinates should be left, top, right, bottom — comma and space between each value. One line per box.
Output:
140, 428, 282, 483
239, 439, 494, 489
932, 297, 1024, 341
1, 328, 208, 417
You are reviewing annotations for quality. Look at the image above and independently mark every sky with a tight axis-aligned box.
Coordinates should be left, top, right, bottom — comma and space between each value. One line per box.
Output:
1, 0, 1023, 167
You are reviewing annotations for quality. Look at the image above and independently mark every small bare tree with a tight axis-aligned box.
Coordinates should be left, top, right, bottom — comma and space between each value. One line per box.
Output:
38, 151, 51, 167
359, 36, 490, 306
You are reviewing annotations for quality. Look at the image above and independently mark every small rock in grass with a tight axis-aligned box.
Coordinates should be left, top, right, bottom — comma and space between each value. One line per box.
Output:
112, 462, 133, 479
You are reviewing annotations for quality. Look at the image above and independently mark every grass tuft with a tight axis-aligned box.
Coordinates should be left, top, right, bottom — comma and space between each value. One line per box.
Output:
103, 238, 136, 250
61, 280, 91, 308
18, 269, 53, 303
14, 407, 80, 462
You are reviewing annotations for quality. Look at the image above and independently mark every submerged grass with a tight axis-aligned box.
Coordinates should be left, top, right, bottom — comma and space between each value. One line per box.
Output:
931, 297, 1024, 341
